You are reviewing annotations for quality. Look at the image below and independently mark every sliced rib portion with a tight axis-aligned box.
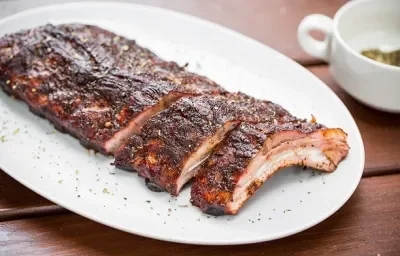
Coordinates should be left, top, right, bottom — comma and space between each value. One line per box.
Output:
191, 121, 349, 216
114, 93, 291, 195
0, 24, 224, 154
66, 73, 223, 154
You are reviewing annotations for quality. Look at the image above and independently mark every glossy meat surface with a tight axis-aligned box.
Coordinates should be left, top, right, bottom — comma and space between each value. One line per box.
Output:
191, 121, 349, 216
0, 24, 224, 154
1, 23, 351, 216
114, 93, 293, 195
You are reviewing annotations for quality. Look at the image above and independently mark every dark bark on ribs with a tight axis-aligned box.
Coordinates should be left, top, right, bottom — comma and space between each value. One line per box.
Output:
55, 24, 220, 89
114, 93, 293, 195
0, 23, 351, 215
0, 24, 224, 154
191, 121, 349, 216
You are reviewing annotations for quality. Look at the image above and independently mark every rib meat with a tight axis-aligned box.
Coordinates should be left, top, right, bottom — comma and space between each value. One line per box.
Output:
114, 93, 292, 195
191, 121, 349, 216
1, 23, 351, 215
54, 24, 220, 89
0, 24, 224, 154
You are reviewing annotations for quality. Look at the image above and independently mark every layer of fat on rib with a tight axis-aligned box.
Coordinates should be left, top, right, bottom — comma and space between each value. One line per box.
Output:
104, 92, 186, 153
176, 121, 240, 193
229, 133, 345, 213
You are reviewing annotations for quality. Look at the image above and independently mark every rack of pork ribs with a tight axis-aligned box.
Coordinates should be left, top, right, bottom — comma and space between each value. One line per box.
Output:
0, 24, 349, 216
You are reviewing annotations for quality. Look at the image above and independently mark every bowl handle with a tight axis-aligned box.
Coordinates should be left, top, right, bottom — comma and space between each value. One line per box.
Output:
297, 14, 333, 62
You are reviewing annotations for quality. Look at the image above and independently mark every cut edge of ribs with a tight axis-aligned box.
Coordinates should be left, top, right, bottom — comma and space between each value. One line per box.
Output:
104, 90, 194, 153
114, 95, 245, 195
230, 128, 349, 213
114, 93, 283, 196
175, 120, 240, 193
191, 126, 349, 216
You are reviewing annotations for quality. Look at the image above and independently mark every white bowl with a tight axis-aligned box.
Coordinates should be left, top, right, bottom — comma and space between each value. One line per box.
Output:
298, 0, 400, 113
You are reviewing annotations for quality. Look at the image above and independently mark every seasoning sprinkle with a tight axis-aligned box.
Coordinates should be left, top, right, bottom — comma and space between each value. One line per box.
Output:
122, 45, 129, 51
104, 121, 112, 128
31, 88, 37, 92
6, 80, 10, 84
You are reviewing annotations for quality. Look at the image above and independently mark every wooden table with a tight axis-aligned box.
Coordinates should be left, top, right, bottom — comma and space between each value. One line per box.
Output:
1, 0, 399, 255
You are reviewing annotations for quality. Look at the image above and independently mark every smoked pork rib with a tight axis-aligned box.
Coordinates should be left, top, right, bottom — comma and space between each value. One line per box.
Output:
66, 73, 223, 154
53, 24, 220, 89
191, 120, 349, 216
0, 24, 224, 154
114, 93, 291, 195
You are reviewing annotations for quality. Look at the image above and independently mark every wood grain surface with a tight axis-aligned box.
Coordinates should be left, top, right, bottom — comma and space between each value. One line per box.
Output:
0, 171, 54, 212
1, 174, 399, 256
0, 0, 348, 64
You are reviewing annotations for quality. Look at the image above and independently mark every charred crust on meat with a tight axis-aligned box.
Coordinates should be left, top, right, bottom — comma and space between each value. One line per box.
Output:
246, 179, 262, 197
115, 93, 292, 195
204, 206, 225, 216
0, 24, 224, 154
145, 179, 166, 193
1, 23, 350, 216
190, 120, 344, 215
